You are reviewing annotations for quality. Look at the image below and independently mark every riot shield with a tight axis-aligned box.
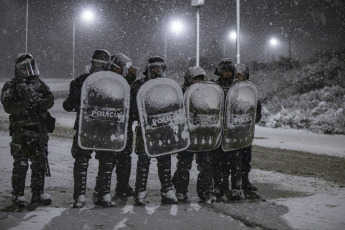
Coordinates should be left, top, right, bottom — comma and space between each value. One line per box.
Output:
137, 78, 190, 157
184, 81, 224, 152
78, 71, 130, 151
222, 80, 258, 151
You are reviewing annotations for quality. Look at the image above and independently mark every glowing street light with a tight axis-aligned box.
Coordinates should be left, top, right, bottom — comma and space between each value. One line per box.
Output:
72, 9, 96, 79
270, 38, 278, 46
265, 37, 279, 62
229, 30, 237, 40
81, 10, 95, 22
170, 20, 184, 34
223, 30, 237, 57
164, 19, 185, 62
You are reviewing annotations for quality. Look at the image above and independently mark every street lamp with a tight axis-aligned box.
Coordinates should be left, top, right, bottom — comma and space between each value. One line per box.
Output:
270, 38, 278, 46
164, 20, 185, 62
191, 0, 205, 67
265, 37, 279, 62
72, 9, 95, 79
230, 31, 237, 40
223, 30, 237, 57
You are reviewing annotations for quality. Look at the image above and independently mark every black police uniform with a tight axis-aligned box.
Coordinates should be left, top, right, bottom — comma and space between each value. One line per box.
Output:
1, 54, 54, 206
172, 75, 215, 203
63, 49, 116, 207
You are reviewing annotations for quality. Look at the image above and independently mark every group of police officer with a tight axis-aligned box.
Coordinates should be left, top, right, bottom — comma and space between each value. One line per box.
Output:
1, 50, 261, 208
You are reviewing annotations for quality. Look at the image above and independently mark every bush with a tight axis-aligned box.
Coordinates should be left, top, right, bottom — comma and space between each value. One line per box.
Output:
251, 54, 345, 134
259, 86, 345, 134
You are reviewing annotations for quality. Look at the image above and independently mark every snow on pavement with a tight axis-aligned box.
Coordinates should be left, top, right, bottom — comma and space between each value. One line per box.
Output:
254, 126, 345, 158
250, 169, 345, 230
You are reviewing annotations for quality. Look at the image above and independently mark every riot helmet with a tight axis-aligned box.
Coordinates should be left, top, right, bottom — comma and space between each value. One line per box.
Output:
235, 63, 249, 80
15, 53, 39, 78
184, 66, 208, 84
214, 58, 235, 79
111, 53, 132, 70
143, 56, 166, 79
90, 49, 111, 73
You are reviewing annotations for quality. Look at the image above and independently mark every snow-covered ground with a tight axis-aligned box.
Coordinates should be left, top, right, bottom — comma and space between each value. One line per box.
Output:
0, 100, 345, 230
254, 126, 345, 158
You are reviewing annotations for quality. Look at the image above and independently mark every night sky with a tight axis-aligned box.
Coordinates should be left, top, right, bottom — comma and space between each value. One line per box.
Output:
1, 0, 344, 80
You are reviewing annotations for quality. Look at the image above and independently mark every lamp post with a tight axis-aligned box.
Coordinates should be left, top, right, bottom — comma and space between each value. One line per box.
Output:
191, 0, 205, 67
164, 20, 184, 62
72, 9, 95, 79
236, 0, 240, 64
264, 37, 278, 62
26, 0, 28, 53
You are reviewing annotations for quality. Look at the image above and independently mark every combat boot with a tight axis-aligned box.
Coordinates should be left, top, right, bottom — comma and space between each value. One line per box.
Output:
176, 193, 190, 203
199, 193, 216, 204
223, 188, 232, 200
95, 194, 116, 207
229, 189, 242, 200
213, 188, 224, 202
134, 191, 147, 205
31, 193, 52, 205
115, 185, 135, 198
12, 195, 28, 207
73, 195, 86, 208
161, 190, 178, 204
241, 173, 257, 191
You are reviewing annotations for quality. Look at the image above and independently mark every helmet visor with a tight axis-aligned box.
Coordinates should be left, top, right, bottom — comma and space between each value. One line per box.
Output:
147, 62, 166, 79
16, 59, 39, 77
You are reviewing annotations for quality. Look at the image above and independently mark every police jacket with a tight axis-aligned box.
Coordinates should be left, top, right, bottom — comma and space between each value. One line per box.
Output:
129, 76, 150, 122
63, 73, 89, 130
215, 77, 234, 96
1, 75, 54, 131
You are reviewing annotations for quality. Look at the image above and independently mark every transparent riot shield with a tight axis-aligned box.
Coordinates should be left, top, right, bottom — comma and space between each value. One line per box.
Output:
137, 78, 190, 157
184, 81, 224, 152
222, 80, 258, 151
78, 71, 130, 151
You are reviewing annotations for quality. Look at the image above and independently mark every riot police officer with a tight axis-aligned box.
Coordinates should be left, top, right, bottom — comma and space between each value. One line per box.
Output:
234, 63, 262, 191
131, 56, 177, 205
212, 58, 243, 201
1, 53, 54, 207
63, 49, 116, 208
109, 53, 136, 200
172, 66, 216, 203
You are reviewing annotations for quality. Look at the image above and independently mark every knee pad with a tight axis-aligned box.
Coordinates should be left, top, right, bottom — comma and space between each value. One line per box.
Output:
13, 157, 29, 178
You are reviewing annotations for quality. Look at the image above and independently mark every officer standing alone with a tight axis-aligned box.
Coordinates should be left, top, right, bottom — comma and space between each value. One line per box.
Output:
1, 53, 54, 207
